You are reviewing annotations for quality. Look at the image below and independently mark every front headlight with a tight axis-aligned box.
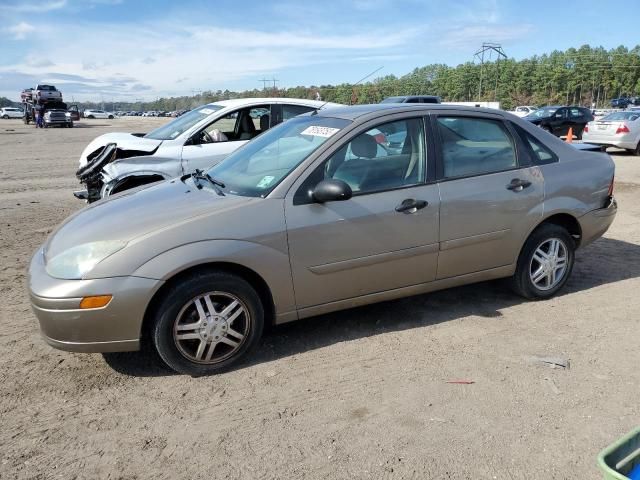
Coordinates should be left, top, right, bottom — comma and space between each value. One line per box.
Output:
65, 112, 71, 118
45, 240, 127, 279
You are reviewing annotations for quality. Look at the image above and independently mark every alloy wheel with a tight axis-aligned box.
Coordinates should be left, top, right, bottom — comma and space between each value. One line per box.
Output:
173, 291, 250, 364
529, 238, 568, 291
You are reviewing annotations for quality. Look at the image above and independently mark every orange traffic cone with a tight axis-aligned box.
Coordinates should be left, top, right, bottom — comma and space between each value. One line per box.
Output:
566, 127, 573, 143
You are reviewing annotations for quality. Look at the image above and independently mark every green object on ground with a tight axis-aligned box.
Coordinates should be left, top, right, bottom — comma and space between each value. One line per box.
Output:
598, 427, 640, 480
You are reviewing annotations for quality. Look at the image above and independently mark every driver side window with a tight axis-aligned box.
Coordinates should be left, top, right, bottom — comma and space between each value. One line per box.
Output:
297, 118, 426, 202
199, 105, 272, 144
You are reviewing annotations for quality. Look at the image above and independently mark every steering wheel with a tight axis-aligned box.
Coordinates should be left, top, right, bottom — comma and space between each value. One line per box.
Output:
200, 130, 213, 144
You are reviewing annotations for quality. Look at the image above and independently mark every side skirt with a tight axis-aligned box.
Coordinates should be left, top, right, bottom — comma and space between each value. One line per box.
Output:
284, 264, 515, 323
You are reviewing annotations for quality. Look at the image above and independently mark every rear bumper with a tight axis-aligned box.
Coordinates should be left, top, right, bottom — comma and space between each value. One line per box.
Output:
581, 134, 637, 150
28, 249, 163, 353
578, 196, 617, 247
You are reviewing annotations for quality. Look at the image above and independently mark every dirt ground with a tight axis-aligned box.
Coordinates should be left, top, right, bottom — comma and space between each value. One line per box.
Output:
1, 117, 638, 480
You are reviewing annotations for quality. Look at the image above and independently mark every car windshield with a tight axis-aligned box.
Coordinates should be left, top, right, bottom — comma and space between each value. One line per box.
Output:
601, 112, 640, 121
526, 107, 558, 119
145, 104, 224, 140
207, 115, 351, 197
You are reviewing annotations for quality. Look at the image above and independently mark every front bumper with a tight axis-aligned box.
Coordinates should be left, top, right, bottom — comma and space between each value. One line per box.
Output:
579, 196, 617, 248
28, 248, 163, 353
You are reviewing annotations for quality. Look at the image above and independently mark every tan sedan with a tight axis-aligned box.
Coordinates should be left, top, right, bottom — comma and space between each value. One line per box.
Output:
29, 105, 617, 375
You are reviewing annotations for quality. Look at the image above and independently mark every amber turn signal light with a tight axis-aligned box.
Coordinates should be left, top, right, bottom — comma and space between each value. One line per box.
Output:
79, 295, 112, 309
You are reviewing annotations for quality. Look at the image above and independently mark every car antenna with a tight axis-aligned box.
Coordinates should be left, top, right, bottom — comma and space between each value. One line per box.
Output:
311, 66, 384, 114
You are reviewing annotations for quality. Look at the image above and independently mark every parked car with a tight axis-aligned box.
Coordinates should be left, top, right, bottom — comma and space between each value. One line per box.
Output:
381, 95, 441, 104
74, 98, 341, 202
34, 84, 62, 102
611, 97, 630, 109
1, 107, 23, 119
30, 103, 617, 375
510, 106, 538, 117
524, 106, 594, 139
84, 109, 114, 119
583, 110, 640, 155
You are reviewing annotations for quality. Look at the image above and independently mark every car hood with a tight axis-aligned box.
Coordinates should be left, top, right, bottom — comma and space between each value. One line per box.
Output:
44, 179, 257, 261
78, 132, 163, 167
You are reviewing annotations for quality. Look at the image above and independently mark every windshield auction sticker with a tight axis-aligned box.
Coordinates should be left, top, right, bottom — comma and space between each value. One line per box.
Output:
301, 126, 340, 138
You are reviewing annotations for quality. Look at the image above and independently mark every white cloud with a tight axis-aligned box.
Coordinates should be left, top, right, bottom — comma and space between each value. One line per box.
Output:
7, 22, 36, 40
438, 24, 533, 50
0, 0, 67, 13
0, 20, 419, 100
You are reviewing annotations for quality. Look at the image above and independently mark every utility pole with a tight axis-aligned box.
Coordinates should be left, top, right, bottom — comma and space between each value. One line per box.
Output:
474, 43, 507, 102
259, 78, 270, 91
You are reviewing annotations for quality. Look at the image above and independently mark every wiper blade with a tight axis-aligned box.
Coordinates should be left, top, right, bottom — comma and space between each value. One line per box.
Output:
188, 169, 225, 195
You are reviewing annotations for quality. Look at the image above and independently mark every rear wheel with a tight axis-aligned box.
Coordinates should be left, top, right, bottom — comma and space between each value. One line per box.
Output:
628, 141, 640, 156
510, 224, 575, 299
1, 115, 8, 119
151, 271, 264, 376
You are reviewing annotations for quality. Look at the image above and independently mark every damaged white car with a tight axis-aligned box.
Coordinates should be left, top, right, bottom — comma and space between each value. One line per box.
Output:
75, 98, 340, 202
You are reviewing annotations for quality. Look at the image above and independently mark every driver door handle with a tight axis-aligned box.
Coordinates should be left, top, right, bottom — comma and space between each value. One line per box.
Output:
395, 198, 428, 214
506, 178, 532, 192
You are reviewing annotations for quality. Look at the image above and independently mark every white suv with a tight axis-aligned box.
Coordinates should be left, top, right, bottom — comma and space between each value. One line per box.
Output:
84, 109, 114, 119
1, 107, 23, 119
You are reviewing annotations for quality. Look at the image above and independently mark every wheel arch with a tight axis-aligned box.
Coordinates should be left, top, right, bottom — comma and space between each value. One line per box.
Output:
519, 212, 583, 260
108, 172, 167, 195
139, 261, 276, 345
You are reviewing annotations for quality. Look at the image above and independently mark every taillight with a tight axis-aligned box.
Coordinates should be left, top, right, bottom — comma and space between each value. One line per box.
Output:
615, 123, 630, 134
584, 124, 589, 133
608, 175, 615, 196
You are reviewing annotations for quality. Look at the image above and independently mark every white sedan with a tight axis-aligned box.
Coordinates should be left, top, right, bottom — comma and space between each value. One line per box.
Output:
510, 106, 538, 117
582, 111, 640, 155
83, 109, 115, 119
1, 107, 23, 119
75, 97, 342, 201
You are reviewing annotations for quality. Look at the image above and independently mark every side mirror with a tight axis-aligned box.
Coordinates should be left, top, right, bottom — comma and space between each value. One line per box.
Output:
312, 179, 352, 203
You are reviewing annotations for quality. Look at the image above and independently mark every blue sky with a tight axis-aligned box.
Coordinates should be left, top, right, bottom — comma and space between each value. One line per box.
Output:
1, 0, 638, 101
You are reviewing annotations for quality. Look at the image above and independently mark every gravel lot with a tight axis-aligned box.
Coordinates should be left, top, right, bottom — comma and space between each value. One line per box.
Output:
1, 117, 639, 479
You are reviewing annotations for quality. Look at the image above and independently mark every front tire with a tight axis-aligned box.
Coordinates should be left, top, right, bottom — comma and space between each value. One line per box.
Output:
108, 115, 114, 119
151, 271, 264, 376
510, 224, 575, 299
2, 115, 8, 119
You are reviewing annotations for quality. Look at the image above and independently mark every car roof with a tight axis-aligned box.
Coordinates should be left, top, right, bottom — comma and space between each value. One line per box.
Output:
207, 98, 340, 109
311, 103, 505, 121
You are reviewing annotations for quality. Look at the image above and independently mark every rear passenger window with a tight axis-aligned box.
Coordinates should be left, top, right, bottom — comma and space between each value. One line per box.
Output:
436, 117, 517, 178
512, 124, 558, 165
282, 105, 315, 120
305, 118, 426, 196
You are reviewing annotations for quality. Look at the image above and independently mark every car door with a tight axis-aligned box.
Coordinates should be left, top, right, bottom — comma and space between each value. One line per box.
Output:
434, 114, 544, 279
284, 116, 440, 309
182, 105, 272, 172
568, 107, 588, 135
549, 107, 569, 135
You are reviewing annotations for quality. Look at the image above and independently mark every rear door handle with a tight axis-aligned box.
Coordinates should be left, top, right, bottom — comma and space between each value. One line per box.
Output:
395, 198, 428, 214
506, 178, 532, 192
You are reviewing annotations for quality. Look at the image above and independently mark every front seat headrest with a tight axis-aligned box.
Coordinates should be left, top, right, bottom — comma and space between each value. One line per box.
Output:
351, 133, 377, 158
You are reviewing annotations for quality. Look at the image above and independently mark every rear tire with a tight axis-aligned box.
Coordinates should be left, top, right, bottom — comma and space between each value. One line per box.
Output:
151, 271, 264, 376
2, 115, 8, 119
510, 224, 575, 300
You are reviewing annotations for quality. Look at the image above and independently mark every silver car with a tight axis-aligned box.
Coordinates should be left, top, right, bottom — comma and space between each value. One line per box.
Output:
75, 98, 341, 202
29, 105, 617, 375
582, 110, 640, 155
